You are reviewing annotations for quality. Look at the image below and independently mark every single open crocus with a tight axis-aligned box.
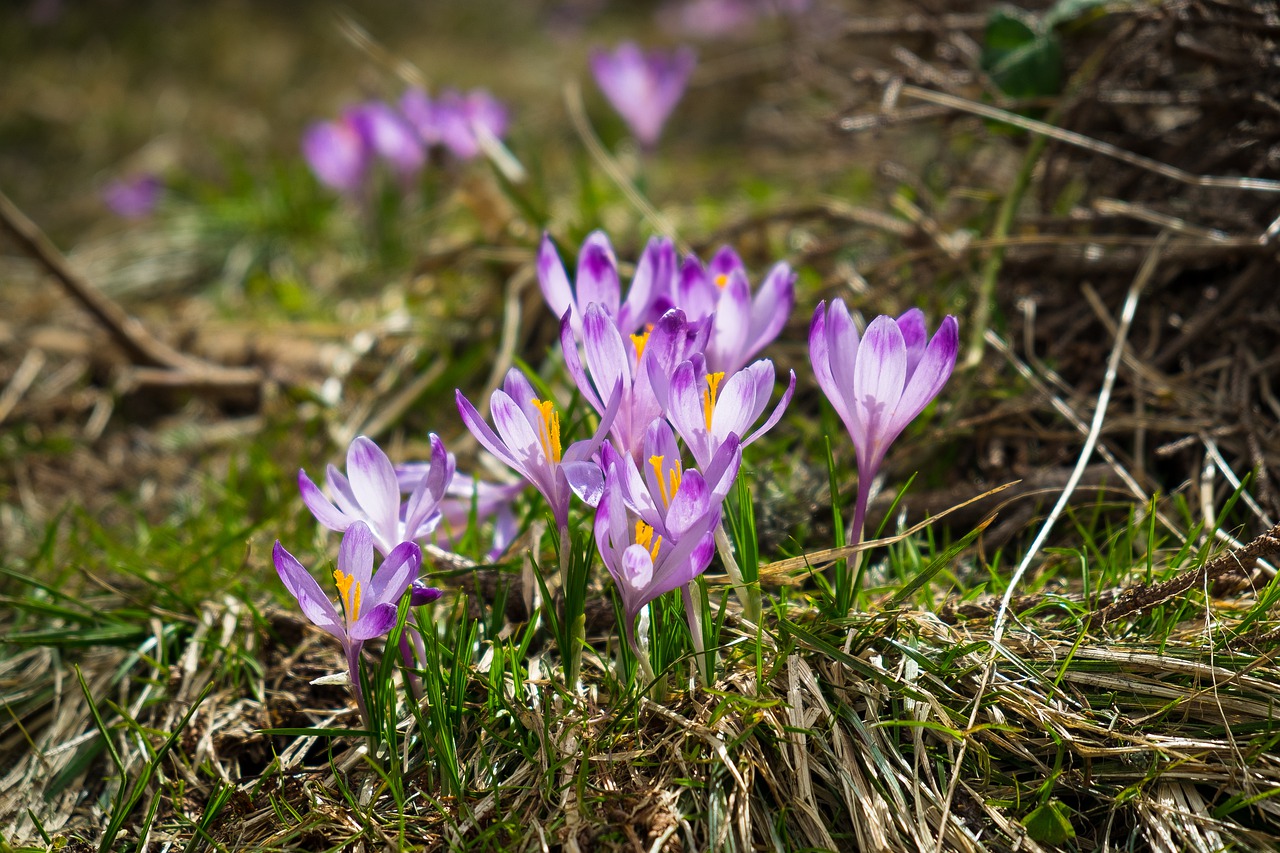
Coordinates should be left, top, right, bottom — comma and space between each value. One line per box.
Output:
273, 522, 423, 726
590, 42, 696, 147
539, 231, 677, 339
456, 367, 621, 531
809, 299, 959, 548
674, 246, 796, 374
299, 434, 454, 557
561, 303, 707, 460
663, 354, 795, 474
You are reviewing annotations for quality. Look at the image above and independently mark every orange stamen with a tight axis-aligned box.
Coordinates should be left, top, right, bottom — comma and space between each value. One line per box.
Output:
714, 273, 729, 289
702, 372, 725, 431
630, 329, 651, 362
532, 398, 562, 463
634, 520, 662, 561
649, 455, 683, 509
333, 569, 362, 622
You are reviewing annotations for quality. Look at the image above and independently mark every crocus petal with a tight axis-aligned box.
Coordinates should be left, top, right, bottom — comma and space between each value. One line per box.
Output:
368, 540, 422, 607
298, 469, 353, 533
582, 303, 631, 422
273, 541, 343, 636
560, 308, 603, 414
707, 269, 751, 373
576, 232, 621, 318
888, 315, 959, 436
741, 369, 795, 448
538, 234, 575, 329
710, 359, 772, 441
346, 437, 402, 551
666, 470, 710, 539
824, 299, 863, 415
411, 580, 444, 606
675, 256, 718, 320
349, 602, 399, 641
338, 521, 377, 592
619, 236, 675, 334
666, 359, 714, 467
896, 308, 928, 380
563, 459, 606, 508
456, 390, 522, 471
702, 434, 743, 500
489, 391, 550, 481
745, 262, 795, 359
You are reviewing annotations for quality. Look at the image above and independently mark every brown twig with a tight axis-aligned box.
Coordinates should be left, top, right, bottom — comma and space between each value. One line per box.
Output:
0, 187, 262, 395
1095, 521, 1280, 625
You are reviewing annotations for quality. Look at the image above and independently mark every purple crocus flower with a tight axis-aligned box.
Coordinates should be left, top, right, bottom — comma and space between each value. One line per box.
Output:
102, 174, 162, 219
346, 101, 426, 181
594, 442, 721, 654
561, 303, 708, 461
298, 434, 454, 557
663, 353, 795, 473
273, 521, 423, 726
590, 42, 696, 147
455, 367, 621, 532
302, 118, 370, 195
809, 299, 959, 543
539, 231, 677, 340
435, 88, 510, 160
674, 246, 796, 374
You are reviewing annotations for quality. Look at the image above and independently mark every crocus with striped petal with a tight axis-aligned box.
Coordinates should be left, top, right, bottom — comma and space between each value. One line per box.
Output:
346, 101, 426, 183
273, 521, 422, 726
298, 434, 454, 557
674, 246, 796, 374
809, 299, 959, 548
662, 353, 795, 473
455, 367, 621, 531
562, 303, 707, 460
539, 231, 677, 339
590, 42, 696, 147
435, 88, 510, 160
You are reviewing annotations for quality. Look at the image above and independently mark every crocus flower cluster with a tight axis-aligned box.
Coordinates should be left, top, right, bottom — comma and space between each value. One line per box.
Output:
457, 230, 796, 675
302, 86, 509, 196
590, 42, 696, 147
276, 432, 522, 724
102, 174, 162, 219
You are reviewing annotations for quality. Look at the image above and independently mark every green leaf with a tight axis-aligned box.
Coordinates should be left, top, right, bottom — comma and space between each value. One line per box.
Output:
1044, 0, 1114, 29
1023, 800, 1076, 845
982, 8, 1064, 98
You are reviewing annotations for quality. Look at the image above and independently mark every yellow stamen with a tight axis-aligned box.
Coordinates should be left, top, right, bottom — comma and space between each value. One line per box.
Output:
702, 371, 725, 431
630, 329, 651, 362
714, 273, 729, 289
634, 520, 662, 561
532, 398, 562, 463
333, 569, 362, 622
649, 454, 683, 509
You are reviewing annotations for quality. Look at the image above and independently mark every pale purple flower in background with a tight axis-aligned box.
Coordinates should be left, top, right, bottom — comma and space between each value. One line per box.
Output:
663, 353, 795, 474
658, 0, 759, 38
396, 465, 525, 559
298, 434, 454, 557
399, 87, 443, 147
539, 231, 677, 339
590, 42, 696, 147
102, 174, 162, 219
435, 89, 510, 160
561, 303, 707, 460
274, 522, 423, 726
456, 367, 621, 531
674, 246, 796, 374
594, 447, 720, 656
302, 117, 370, 195
346, 101, 426, 181
809, 299, 959, 543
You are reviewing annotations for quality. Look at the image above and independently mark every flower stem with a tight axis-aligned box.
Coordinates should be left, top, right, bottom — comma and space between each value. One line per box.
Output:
346, 641, 370, 732
559, 522, 584, 691
681, 583, 712, 686
846, 476, 872, 614
714, 523, 759, 625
